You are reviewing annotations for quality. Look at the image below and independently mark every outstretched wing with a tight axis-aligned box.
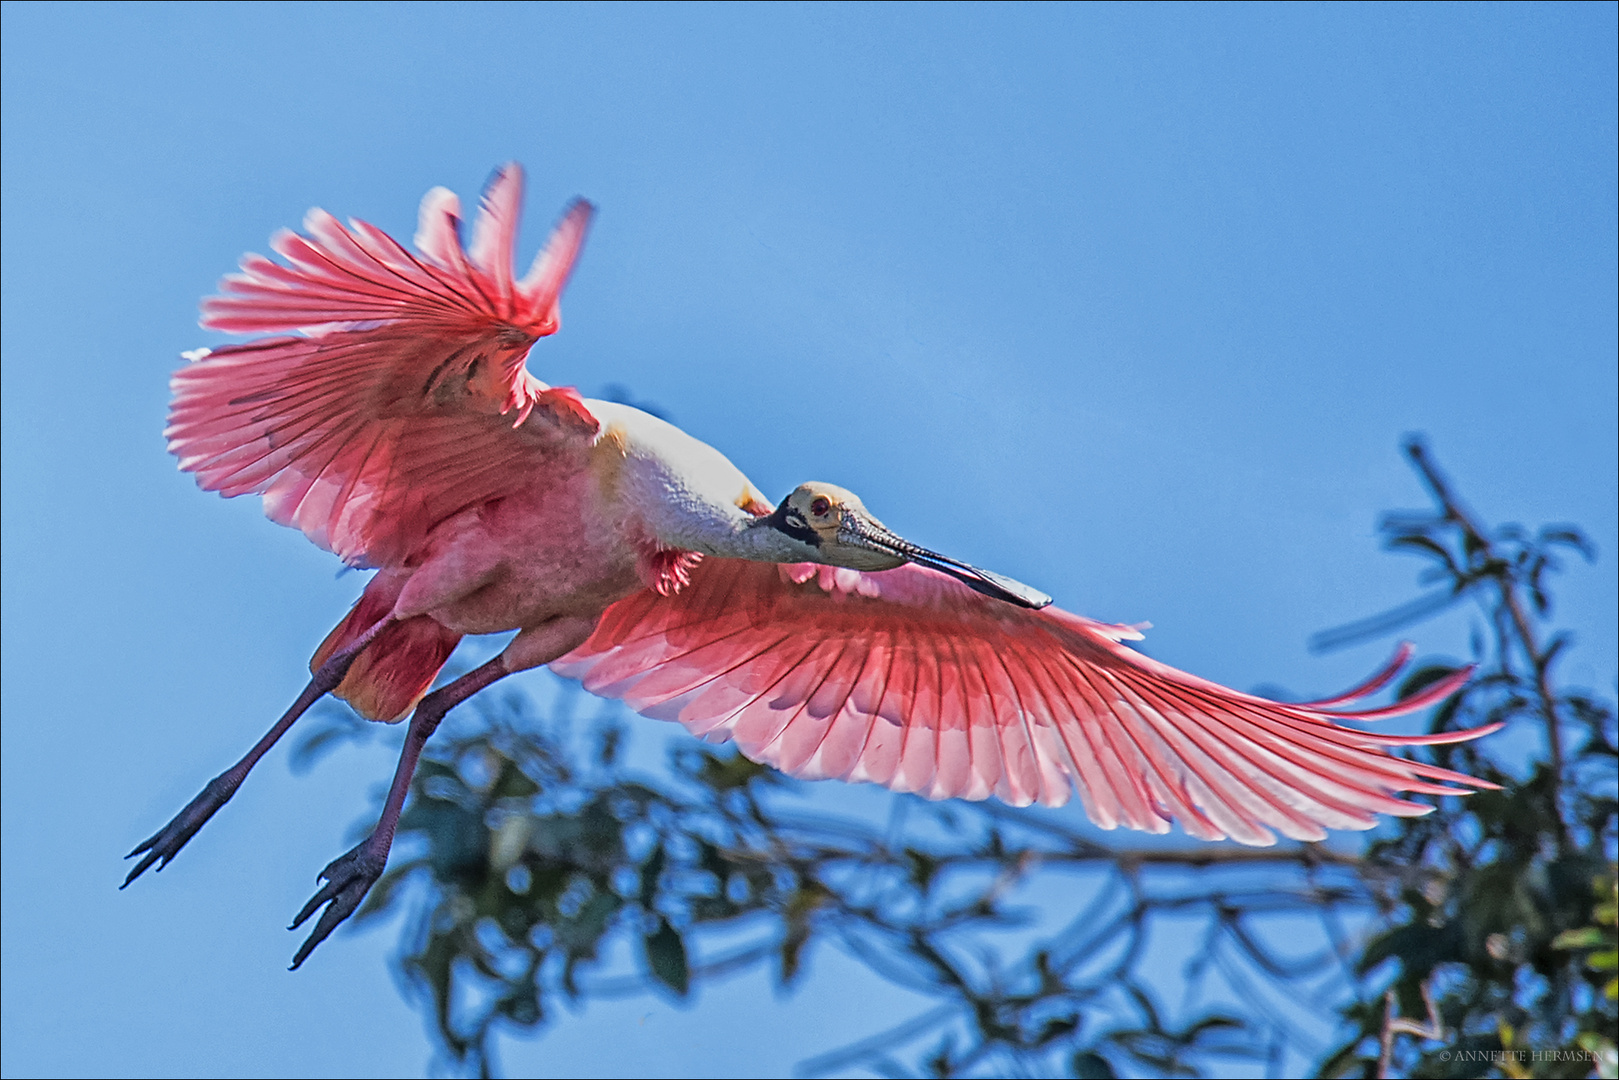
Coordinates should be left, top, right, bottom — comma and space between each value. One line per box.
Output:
553, 560, 1497, 845
166, 164, 600, 567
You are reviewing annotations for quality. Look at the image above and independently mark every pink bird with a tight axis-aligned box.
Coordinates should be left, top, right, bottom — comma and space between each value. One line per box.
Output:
130, 165, 1498, 968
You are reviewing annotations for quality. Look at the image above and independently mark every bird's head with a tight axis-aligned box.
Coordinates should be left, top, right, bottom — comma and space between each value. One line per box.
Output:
757, 482, 1052, 609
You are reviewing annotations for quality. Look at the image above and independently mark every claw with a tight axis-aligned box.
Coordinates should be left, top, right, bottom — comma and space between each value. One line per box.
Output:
122, 775, 237, 888
288, 839, 387, 969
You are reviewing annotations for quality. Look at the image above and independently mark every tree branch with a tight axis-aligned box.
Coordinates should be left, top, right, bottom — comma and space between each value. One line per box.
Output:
1402, 437, 1566, 804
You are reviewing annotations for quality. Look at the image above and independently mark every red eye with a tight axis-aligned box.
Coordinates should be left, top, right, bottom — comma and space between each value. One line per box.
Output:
810, 497, 831, 516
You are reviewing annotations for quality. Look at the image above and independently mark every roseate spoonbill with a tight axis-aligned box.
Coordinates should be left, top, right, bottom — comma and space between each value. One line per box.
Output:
129, 164, 1497, 968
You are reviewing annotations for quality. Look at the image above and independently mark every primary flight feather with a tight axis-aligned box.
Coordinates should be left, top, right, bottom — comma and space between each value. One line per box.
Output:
133, 164, 1498, 967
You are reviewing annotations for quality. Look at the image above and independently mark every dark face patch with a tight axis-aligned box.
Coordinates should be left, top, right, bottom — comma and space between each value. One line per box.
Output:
766, 500, 820, 547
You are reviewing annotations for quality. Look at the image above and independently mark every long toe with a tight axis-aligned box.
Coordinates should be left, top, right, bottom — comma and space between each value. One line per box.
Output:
122, 775, 237, 888
288, 840, 387, 969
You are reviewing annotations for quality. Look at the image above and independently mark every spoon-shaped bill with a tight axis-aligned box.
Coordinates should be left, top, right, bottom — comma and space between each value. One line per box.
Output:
842, 515, 1052, 609
902, 548, 1053, 609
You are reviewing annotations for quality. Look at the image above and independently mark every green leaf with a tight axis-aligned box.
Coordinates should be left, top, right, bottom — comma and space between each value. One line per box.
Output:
1185, 1014, 1244, 1037
496, 981, 542, 1027
697, 749, 777, 791
489, 815, 533, 872
1388, 534, 1453, 562
780, 922, 811, 986
778, 878, 834, 986
1034, 1015, 1079, 1045
1069, 1050, 1116, 1078
1539, 525, 1596, 561
644, 917, 690, 996
1552, 927, 1605, 950
639, 843, 666, 909
489, 759, 541, 800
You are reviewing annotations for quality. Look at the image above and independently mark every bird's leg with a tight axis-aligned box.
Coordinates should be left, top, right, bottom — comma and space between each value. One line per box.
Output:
123, 615, 395, 887
287, 655, 510, 969
286, 615, 599, 969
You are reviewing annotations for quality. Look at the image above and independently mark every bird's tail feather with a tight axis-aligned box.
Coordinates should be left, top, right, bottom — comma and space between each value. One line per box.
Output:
311, 576, 462, 722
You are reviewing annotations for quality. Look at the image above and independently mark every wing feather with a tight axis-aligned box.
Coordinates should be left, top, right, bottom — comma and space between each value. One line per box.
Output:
551, 558, 1500, 845
670, 634, 807, 738
1117, 674, 1319, 843
997, 643, 1078, 809
928, 631, 966, 799
1011, 645, 1102, 819
973, 637, 1039, 806
855, 631, 913, 790
721, 636, 831, 758
1091, 668, 1233, 840
896, 635, 942, 797
168, 165, 598, 567
795, 636, 877, 780
1050, 653, 1166, 833
963, 636, 1019, 803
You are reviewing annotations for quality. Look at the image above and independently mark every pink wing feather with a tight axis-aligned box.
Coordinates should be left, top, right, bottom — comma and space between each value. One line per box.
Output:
166, 165, 599, 567
553, 560, 1498, 846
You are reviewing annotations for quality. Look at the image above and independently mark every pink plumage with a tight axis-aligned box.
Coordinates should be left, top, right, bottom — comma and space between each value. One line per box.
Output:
554, 559, 1490, 845
165, 164, 597, 568
132, 164, 1500, 968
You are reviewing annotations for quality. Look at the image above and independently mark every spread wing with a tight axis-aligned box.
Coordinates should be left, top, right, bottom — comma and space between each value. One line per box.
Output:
552, 559, 1497, 845
166, 164, 600, 567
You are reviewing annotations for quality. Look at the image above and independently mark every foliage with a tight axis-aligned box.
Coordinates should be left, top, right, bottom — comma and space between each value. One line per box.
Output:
1316, 439, 1616, 1080
299, 439, 1615, 1078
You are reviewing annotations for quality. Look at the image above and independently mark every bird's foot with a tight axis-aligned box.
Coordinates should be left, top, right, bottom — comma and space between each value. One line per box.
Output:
288, 837, 388, 969
123, 774, 239, 887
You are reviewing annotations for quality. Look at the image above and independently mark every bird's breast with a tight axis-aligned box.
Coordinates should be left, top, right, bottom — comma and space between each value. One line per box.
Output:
412, 471, 645, 636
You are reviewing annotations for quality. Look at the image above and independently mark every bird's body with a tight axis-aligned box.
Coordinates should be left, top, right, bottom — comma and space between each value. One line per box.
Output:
339, 398, 755, 640
290, 397, 776, 718
133, 164, 1499, 966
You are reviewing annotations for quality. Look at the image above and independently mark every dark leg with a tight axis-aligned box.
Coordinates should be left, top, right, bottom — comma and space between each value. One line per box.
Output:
123, 615, 394, 888
288, 655, 510, 969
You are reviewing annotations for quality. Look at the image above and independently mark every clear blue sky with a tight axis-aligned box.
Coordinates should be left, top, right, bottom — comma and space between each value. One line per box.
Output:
3, 3, 1614, 1077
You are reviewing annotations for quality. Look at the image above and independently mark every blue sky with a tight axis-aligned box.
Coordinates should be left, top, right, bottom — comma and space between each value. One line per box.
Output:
2, 3, 1614, 1077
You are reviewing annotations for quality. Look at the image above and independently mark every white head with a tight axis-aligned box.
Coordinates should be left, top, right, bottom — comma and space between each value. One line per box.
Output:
753, 482, 1051, 609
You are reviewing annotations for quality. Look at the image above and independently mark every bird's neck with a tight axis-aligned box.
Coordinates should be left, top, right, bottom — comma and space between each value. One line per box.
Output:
694, 517, 816, 563
628, 486, 815, 566
636, 493, 814, 564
